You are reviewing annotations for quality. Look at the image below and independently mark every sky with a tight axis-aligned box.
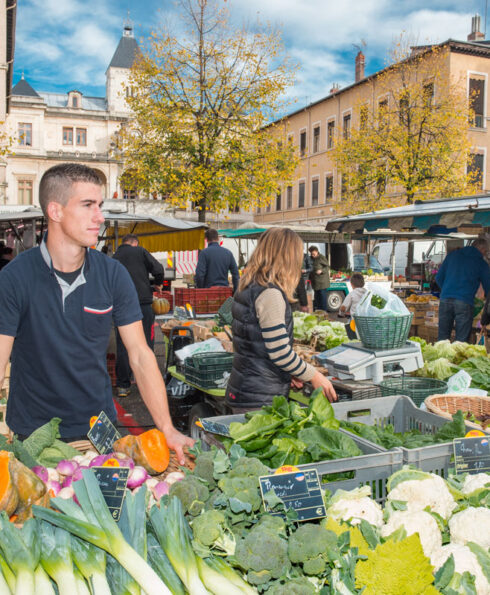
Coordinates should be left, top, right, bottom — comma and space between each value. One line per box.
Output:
13, 0, 490, 111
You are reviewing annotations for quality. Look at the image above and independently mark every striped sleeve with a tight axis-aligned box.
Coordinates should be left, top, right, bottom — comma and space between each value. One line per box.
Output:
255, 288, 316, 382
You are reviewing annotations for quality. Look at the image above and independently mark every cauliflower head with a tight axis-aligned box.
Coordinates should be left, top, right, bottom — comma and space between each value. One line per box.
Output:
431, 543, 490, 595
449, 507, 490, 549
387, 475, 456, 520
327, 486, 384, 528
381, 510, 442, 559
461, 472, 490, 495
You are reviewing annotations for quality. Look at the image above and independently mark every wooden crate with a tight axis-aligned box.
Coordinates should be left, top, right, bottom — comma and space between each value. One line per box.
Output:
0, 403, 9, 436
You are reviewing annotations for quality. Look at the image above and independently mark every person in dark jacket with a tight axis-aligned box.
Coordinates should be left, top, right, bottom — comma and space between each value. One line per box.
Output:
226, 228, 336, 411
436, 238, 490, 342
308, 245, 330, 311
113, 234, 164, 397
195, 228, 239, 292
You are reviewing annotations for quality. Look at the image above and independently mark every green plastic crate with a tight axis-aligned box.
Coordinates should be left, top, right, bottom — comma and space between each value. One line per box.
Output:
184, 352, 233, 389
354, 313, 413, 350
379, 377, 447, 407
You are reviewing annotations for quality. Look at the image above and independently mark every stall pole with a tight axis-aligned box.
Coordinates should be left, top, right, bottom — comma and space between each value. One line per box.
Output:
391, 238, 397, 290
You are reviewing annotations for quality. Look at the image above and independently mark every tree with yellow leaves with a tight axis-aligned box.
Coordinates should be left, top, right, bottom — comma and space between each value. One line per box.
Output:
332, 41, 478, 214
116, 0, 297, 222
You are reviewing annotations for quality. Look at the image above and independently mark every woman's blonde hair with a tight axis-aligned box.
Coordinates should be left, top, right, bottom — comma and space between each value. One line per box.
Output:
239, 228, 303, 301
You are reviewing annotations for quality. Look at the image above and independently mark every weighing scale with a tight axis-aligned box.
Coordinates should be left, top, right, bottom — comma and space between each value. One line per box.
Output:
314, 341, 423, 384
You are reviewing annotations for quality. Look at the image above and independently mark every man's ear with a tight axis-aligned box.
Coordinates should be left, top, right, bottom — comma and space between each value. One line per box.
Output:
46, 201, 63, 222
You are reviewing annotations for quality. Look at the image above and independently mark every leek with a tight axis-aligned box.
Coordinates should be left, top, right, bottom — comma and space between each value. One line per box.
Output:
196, 556, 251, 595
34, 566, 55, 595
200, 556, 257, 594
71, 537, 111, 595
149, 499, 210, 595
33, 469, 171, 595
0, 512, 37, 595
147, 532, 186, 595
0, 554, 15, 593
0, 566, 10, 595
74, 568, 91, 595
39, 522, 78, 595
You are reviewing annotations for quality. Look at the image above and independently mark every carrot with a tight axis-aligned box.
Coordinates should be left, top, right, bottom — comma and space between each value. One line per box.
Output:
0, 451, 19, 516
113, 429, 170, 475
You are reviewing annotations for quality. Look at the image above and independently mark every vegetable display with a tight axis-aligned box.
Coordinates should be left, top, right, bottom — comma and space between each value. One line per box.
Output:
0, 442, 486, 593
293, 312, 349, 350
221, 390, 364, 468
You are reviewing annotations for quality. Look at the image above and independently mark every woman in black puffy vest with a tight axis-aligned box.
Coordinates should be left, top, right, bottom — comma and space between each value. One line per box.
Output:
226, 228, 337, 411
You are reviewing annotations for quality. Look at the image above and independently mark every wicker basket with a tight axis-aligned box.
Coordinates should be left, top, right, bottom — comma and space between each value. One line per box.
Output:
354, 314, 413, 350
425, 394, 490, 430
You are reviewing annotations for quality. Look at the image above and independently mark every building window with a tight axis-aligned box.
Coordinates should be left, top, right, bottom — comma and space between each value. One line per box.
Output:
63, 127, 73, 145
18, 179, 33, 204
313, 126, 320, 153
300, 130, 307, 156
76, 128, 87, 146
286, 185, 292, 209
276, 191, 281, 211
325, 175, 333, 200
399, 93, 409, 124
468, 153, 484, 189
311, 179, 319, 206
343, 114, 351, 139
423, 83, 434, 106
327, 120, 335, 149
469, 77, 485, 128
298, 181, 305, 208
123, 188, 138, 200
72, 96, 78, 108
18, 123, 32, 146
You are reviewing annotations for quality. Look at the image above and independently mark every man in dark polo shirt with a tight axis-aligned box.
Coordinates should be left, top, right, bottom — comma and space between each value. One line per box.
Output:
0, 163, 192, 463
113, 234, 164, 397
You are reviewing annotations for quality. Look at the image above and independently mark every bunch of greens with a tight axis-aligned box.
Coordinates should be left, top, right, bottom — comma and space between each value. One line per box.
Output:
371, 295, 387, 310
222, 390, 362, 468
340, 410, 468, 450
293, 312, 348, 350
460, 357, 490, 392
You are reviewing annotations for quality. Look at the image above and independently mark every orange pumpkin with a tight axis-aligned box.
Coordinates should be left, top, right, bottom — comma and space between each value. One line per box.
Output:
113, 429, 170, 475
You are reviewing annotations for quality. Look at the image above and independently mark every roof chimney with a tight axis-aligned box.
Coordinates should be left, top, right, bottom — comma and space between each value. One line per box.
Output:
468, 14, 485, 41
330, 83, 340, 94
355, 50, 365, 82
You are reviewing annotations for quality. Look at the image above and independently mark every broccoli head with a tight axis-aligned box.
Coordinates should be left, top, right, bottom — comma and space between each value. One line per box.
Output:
268, 577, 317, 595
234, 516, 291, 581
193, 451, 216, 487
228, 457, 270, 481
168, 475, 209, 516
288, 523, 336, 575
218, 476, 262, 512
191, 509, 235, 555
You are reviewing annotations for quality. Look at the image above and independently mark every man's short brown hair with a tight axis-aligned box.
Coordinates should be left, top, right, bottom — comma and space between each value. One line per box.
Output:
39, 163, 102, 216
308, 245, 318, 254
350, 272, 365, 288
205, 228, 219, 242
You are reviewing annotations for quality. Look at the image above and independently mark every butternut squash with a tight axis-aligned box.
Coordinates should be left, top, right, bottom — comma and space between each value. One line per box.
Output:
113, 429, 170, 475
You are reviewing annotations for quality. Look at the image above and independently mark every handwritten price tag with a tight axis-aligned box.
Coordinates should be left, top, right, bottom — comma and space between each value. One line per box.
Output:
453, 436, 490, 475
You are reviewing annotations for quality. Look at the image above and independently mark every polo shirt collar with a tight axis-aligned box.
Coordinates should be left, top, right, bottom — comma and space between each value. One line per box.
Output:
40, 233, 89, 306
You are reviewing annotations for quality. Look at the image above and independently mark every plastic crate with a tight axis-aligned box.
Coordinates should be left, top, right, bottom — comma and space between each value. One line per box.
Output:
184, 352, 234, 389
354, 314, 413, 350
202, 413, 402, 504
106, 353, 117, 387
174, 287, 233, 314
379, 377, 447, 407
332, 395, 490, 477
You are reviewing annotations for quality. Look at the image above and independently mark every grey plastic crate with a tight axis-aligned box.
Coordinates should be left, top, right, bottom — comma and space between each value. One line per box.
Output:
201, 413, 403, 504
332, 395, 489, 477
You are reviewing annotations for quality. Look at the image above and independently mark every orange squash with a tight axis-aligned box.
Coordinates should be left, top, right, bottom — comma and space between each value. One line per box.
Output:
0, 452, 19, 516
113, 429, 170, 475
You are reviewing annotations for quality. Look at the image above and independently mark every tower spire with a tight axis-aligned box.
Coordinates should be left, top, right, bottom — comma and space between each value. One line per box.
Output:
123, 11, 133, 38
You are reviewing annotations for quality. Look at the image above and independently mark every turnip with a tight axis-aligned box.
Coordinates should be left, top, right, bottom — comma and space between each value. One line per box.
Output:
46, 468, 60, 482
127, 466, 149, 489
89, 454, 111, 467
152, 481, 170, 500
32, 465, 49, 483
46, 480, 61, 497
57, 486, 75, 499
56, 460, 79, 477
165, 471, 185, 486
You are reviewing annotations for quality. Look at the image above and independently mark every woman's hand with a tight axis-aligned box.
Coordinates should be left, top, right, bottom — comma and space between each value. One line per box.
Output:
310, 370, 337, 402
291, 378, 304, 390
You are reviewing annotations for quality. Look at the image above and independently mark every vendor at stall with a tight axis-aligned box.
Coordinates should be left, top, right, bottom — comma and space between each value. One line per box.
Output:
436, 238, 490, 342
226, 228, 337, 410
0, 163, 193, 464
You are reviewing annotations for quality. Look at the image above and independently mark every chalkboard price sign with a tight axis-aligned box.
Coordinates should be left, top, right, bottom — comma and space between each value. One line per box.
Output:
87, 411, 121, 454
199, 418, 231, 437
259, 469, 326, 522
92, 466, 129, 522
453, 436, 490, 475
